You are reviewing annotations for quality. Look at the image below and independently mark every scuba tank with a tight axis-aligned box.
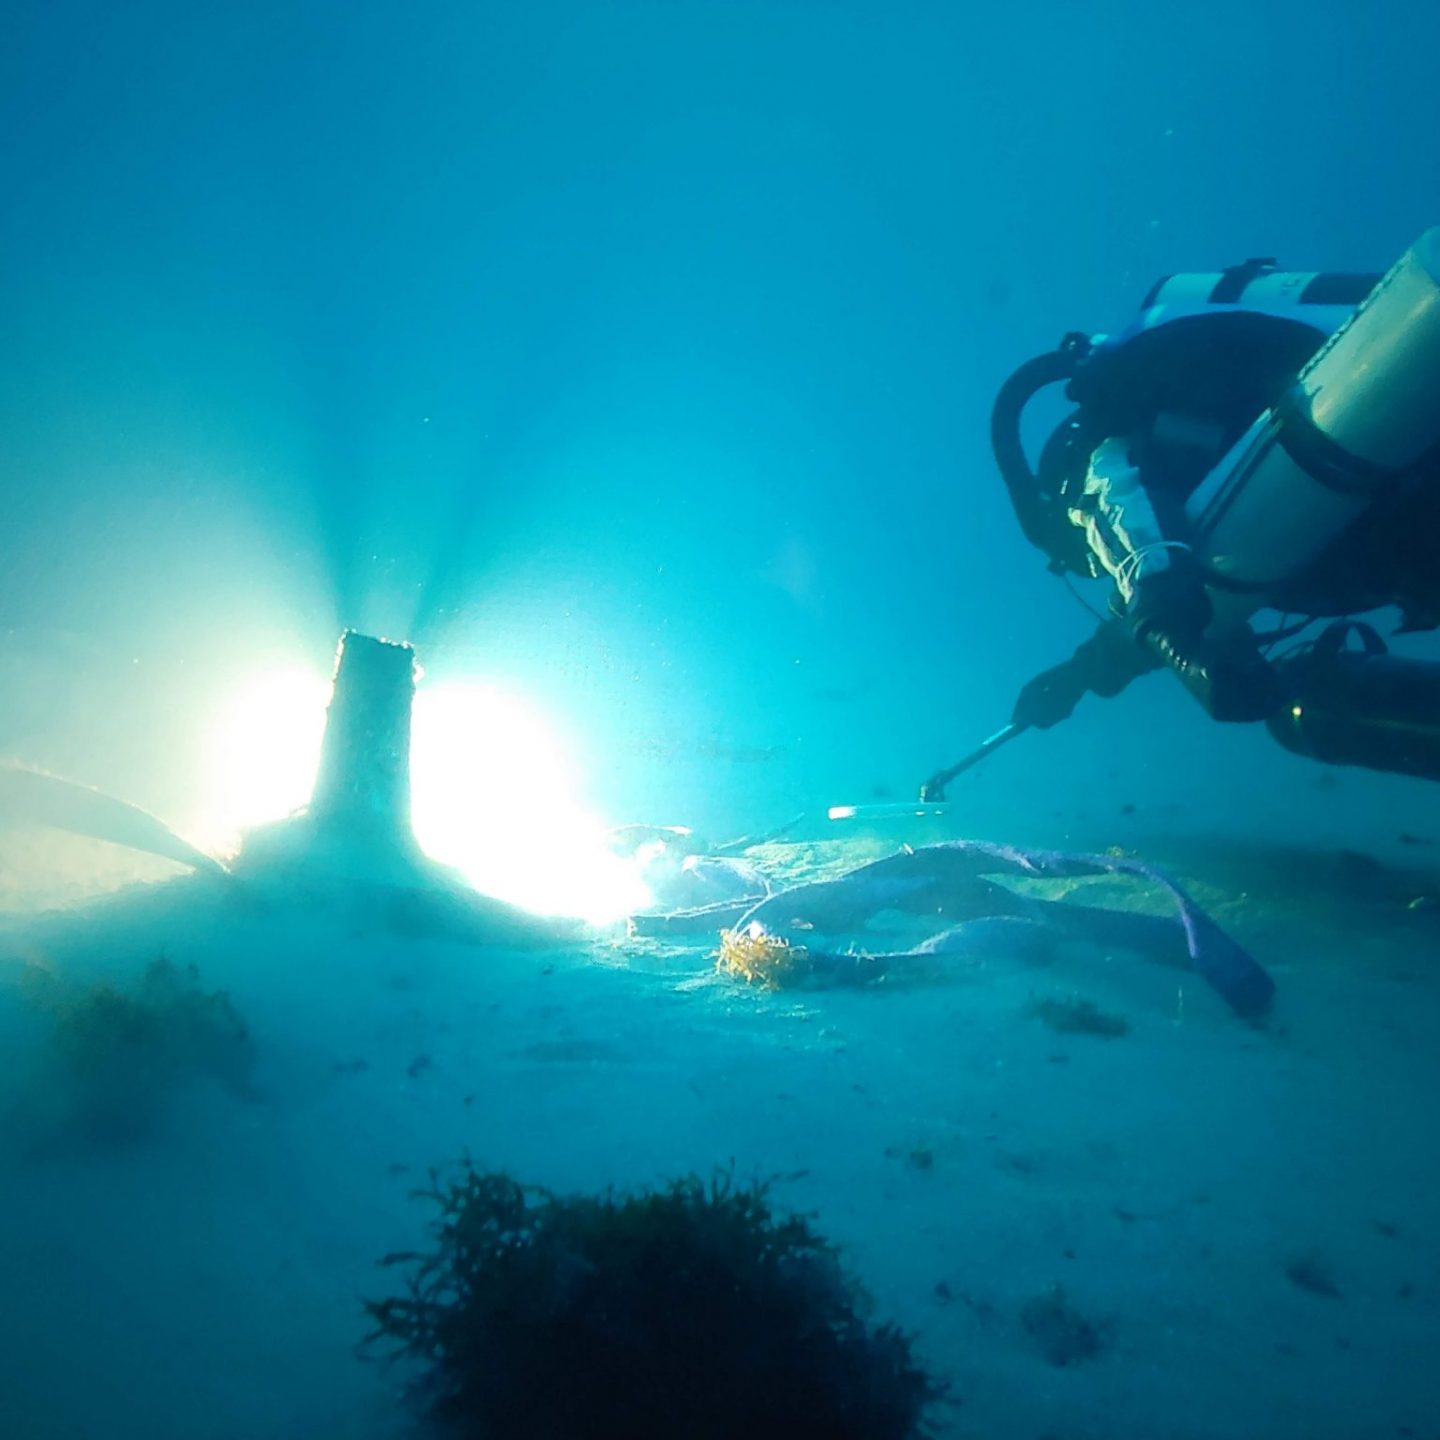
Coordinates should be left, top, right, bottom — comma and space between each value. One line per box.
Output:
1186, 229, 1440, 604
1268, 622, 1440, 782
1138, 262, 1376, 312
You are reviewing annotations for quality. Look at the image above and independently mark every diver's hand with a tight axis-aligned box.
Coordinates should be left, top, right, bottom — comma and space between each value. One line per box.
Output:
1077, 618, 1162, 697
1011, 660, 1089, 730
1012, 621, 1161, 730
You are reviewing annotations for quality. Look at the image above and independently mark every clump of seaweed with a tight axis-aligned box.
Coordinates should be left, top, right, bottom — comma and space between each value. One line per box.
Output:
1019, 1284, 1110, 1366
34, 956, 253, 1140
716, 923, 811, 988
1024, 994, 1130, 1038
364, 1161, 944, 1440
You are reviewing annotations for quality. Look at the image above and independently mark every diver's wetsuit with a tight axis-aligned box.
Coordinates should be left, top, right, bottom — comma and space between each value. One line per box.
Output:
1014, 447, 1440, 731
1013, 432, 1279, 729
1009, 308, 1440, 732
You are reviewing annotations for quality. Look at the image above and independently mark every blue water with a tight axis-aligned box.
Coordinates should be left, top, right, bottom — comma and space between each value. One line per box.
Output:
3, 3, 1440, 1436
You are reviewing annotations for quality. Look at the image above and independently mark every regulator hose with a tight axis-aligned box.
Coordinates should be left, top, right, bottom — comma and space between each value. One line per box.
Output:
990, 334, 1089, 557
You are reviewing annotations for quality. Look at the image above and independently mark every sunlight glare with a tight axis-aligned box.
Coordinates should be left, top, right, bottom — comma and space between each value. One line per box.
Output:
200, 666, 331, 851
411, 682, 650, 923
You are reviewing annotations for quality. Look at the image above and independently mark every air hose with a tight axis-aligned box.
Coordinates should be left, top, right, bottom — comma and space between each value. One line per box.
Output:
989, 334, 1090, 558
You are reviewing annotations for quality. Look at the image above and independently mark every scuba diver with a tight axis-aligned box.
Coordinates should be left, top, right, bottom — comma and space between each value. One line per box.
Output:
963, 228, 1440, 789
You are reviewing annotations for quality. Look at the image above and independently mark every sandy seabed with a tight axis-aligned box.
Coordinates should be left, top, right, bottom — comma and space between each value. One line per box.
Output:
1, 824, 1438, 1440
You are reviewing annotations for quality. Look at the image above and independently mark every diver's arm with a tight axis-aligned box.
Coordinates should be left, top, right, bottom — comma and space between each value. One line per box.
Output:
1074, 438, 1203, 618
1074, 437, 1278, 722
1011, 613, 1279, 728
1013, 436, 1279, 731
1138, 624, 1279, 723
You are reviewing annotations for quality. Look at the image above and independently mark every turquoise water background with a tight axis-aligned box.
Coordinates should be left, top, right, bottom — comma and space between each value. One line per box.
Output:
4, 4, 1440, 1437
2, 0, 1436, 841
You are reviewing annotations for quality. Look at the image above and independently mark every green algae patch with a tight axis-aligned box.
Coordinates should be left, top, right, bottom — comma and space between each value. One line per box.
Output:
364, 1162, 945, 1439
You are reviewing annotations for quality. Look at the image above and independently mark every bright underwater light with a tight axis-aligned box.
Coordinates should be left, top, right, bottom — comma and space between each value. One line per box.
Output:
201, 650, 646, 924
409, 681, 651, 924
200, 665, 331, 849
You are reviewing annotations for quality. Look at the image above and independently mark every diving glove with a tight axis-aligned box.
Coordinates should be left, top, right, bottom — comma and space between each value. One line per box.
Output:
1011, 661, 1090, 730
1011, 620, 1162, 729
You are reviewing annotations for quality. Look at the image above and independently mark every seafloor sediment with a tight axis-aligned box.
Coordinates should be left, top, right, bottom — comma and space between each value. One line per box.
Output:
0, 826, 1437, 1440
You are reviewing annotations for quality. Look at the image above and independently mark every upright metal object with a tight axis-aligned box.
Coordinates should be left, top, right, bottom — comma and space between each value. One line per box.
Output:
309, 631, 418, 843
230, 628, 578, 943
0, 628, 578, 945
235, 628, 430, 885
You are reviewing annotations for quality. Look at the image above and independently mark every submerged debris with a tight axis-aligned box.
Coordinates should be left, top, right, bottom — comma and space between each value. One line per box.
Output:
716, 924, 811, 988
1019, 1284, 1110, 1366
667, 839, 1275, 1015
363, 1161, 944, 1440
1285, 1251, 1343, 1299
1025, 994, 1130, 1038
885, 1141, 937, 1172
